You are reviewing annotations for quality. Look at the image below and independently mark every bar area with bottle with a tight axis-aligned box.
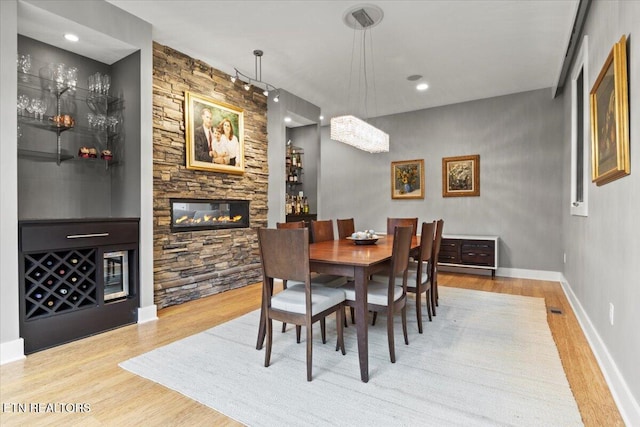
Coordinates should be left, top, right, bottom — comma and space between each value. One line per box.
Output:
285, 142, 316, 225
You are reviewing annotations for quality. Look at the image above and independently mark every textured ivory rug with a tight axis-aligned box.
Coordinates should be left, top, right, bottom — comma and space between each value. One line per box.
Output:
120, 287, 583, 426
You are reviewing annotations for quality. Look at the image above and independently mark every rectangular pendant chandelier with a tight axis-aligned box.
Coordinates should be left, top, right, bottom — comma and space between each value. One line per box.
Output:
330, 115, 389, 153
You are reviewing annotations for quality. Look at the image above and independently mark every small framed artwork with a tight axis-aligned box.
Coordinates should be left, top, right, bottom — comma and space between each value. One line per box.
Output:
185, 91, 244, 174
590, 35, 630, 186
391, 159, 425, 199
442, 154, 480, 197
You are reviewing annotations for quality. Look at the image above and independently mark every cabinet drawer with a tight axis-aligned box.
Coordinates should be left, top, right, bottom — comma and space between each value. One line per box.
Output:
461, 240, 494, 252
461, 251, 495, 267
20, 219, 139, 252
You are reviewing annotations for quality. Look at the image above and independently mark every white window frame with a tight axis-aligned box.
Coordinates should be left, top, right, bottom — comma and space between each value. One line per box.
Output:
570, 35, 589, 217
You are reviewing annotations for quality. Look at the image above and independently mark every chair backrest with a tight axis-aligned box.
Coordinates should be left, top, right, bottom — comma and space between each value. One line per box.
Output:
419, 221, 436, 263
276, 220, 305, 229
387, 217, 418, 236
310, 219, 335, 243
336, 218, 355, 239
388, 225, 414, 287
258, 228, 310, 284
432, 219, 444, 260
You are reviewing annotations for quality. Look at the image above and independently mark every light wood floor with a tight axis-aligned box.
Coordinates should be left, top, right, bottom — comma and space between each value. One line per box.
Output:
0, 273, 624, 426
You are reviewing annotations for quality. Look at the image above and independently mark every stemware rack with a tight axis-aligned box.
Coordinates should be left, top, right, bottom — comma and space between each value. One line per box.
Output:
17, 70, 121, 167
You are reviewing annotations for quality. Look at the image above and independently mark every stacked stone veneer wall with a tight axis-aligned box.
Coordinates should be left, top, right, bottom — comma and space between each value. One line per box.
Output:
153, 42, 268, 309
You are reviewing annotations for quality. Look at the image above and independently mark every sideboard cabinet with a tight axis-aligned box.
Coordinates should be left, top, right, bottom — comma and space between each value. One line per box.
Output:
438, 235, 498, 277
19, 218, 139, 353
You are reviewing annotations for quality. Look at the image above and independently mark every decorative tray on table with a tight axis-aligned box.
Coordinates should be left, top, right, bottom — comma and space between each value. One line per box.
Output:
346, 230, 384, 245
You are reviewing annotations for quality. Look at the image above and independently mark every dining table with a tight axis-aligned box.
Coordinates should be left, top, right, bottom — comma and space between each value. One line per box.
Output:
256, 233, 420, 383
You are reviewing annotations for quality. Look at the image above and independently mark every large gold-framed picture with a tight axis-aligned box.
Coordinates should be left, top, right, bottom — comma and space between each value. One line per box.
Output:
185, 91, 244, 174
590, 35, 629, 186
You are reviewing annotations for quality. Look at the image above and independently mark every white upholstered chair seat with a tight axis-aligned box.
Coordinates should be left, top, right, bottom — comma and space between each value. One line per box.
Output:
342, 280, 403, 306
272, 284, 346, 315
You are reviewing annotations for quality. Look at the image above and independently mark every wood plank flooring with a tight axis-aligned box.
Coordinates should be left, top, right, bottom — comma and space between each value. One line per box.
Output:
0, 273, 624, 426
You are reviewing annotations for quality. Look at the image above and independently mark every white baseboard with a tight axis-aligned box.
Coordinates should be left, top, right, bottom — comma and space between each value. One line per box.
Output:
137, 304, 158, 323
560, 276, 640, 427
0, 338, 25, 365
496, 267, 564, 282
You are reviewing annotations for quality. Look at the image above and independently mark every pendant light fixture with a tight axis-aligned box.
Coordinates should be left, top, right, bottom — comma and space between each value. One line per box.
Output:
330, 5, 389, 153
232, 49, 280, 102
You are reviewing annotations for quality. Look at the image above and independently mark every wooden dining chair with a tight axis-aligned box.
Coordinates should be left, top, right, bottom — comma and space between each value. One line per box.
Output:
430, 219, 444, 314
336, 218, 355, 239
407, 221, 435, 333
342, 225, 413, 363
387, 217, 418, 236
258, 227, 346, 381
310, 219, 335, 243
276, 220, 305, 229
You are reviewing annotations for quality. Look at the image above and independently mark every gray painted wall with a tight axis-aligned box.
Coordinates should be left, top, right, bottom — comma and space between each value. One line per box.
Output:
561, 0, 640, 422
320, 88, 565, 271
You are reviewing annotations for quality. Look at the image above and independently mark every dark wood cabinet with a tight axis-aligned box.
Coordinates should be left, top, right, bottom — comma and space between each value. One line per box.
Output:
438, 235, 498, 277
19, 218, 139, 354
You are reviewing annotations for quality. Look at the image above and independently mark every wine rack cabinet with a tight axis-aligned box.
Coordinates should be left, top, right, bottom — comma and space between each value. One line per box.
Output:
23, 248, 97, 320
19, 218, 139, 354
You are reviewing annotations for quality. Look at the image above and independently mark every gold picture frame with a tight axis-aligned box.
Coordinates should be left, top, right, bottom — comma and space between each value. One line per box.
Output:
442, 155, 480, 197
391, 159, 425, 199
590, 35, 630, 186
185, 91, 244, 174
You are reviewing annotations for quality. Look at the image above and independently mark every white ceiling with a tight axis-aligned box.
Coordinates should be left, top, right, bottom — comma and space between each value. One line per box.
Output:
20, 1, 580, 124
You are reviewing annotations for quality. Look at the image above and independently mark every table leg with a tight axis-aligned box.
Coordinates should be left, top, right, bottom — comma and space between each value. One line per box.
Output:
354, 267, 369, 382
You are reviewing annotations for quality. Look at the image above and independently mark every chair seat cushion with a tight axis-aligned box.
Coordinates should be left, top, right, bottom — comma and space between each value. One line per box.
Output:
342, 280, 403, 306
272, 284, 345, 315
288, 274, 348, 288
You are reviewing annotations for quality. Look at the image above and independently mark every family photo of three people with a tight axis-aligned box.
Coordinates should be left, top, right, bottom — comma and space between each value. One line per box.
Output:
193, 107, 241, 166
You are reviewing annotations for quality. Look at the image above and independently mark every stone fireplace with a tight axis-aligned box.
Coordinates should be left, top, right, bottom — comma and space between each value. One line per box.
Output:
170, 199, 250, 232
152, 42, 267, 309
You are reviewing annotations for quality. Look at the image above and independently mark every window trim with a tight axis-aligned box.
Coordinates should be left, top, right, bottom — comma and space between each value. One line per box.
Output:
570, 35, 589, 217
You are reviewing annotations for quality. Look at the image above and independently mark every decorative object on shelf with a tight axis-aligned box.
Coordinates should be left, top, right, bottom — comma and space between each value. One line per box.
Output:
391, 159, 425, 199
442, 154, 480, 197
100, 150, 113, 161
330, 5, 389, 153
185, 91, 245, 175
231, 49, 280, 102
78, 147, 90, 158
88, 147, 98, 158
590, 35, 630, 186
51, 114, 75, 128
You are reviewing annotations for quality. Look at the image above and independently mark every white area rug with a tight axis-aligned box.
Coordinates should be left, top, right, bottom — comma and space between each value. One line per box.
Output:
120, 287, 583, 426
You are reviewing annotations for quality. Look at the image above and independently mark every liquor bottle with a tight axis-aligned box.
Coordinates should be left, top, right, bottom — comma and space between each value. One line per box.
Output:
297, 153, 302, 169
292, 150, 297, 167
303, 197, 309, 213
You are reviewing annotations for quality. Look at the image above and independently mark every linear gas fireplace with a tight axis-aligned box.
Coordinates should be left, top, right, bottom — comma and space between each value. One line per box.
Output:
170, 198, 250, 232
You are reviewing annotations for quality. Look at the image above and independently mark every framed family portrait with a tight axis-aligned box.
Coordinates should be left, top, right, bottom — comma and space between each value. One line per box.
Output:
442, 154, 480, 197
185, 91, 245, 174
590, 35, 630, 186
391, 159, 425, 199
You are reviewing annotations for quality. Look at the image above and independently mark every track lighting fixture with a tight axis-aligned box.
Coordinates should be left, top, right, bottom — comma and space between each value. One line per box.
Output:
232, 49, 280, 101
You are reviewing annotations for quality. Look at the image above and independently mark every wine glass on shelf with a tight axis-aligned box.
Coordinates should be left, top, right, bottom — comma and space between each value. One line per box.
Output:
26, 98, 38, 118
17, 54, 31, 81
17, 94, 30, 116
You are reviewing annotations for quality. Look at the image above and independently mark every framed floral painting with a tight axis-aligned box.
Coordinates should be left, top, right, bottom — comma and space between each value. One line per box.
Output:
442, 155, 480, 197
391, 159, 424, 199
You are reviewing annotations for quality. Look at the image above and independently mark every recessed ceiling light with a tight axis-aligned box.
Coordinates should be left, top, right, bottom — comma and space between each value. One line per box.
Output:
64, 33, 79, 42
319, 115, 324, 121
416, 83, 429, 91
284, 117, 292, 123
